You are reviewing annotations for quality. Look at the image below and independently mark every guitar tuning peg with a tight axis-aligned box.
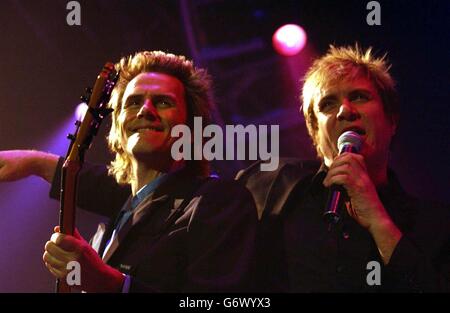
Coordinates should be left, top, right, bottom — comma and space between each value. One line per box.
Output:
74, 120, 81, 126
85, 87, 93, 94
80, 95, 88, 102
67, 133, 76, 141
110, 71, 119, 81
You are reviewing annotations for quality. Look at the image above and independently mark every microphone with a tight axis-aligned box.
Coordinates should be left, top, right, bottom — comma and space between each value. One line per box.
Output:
323, 130, 363, 224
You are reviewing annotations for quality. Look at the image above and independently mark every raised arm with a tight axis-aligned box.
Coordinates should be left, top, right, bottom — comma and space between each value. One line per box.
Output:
0, 150, 59, 183
0, 149, 131, 218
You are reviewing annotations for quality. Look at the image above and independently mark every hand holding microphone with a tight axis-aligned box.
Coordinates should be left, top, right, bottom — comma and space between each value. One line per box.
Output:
322, 130, 392, 231
323, 130, 363, 224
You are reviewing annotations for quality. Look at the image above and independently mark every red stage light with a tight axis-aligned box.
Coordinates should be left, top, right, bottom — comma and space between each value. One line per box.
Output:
272, 24, 307, 56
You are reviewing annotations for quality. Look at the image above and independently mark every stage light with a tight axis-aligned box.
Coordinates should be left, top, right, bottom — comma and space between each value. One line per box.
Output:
272, 24, 307, 56
75, 102, 88, 121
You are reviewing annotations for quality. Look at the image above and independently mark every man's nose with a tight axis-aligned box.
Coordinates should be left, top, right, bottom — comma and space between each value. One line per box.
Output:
336, 100, 359, 121
137, 99, 158, 120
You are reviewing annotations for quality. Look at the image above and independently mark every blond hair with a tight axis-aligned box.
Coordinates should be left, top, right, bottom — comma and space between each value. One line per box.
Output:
107, 51, 213, 184
301, 44, 399, 158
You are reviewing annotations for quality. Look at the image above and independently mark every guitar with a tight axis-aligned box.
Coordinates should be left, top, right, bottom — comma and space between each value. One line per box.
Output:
56, 63, 118, 293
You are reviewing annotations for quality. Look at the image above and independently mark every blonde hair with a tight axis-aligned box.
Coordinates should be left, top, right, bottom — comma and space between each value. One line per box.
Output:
107, 51, 213, 184
301, 44, 399, 158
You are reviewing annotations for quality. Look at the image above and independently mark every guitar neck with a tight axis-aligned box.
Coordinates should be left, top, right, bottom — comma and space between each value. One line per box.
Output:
59, 160, 81, 235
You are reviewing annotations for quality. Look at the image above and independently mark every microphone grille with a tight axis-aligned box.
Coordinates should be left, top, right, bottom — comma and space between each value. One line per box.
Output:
337, 131, 363, 153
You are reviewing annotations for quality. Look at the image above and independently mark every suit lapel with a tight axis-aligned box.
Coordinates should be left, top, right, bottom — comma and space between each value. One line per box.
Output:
237, 159, 320, 219
264, 162, 318, 218
93, 197, 133, 258
102, 193, 169, 263
101, 168, 206, 264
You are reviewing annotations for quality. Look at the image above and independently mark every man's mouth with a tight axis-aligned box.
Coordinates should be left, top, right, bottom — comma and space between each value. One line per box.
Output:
132, 125, 164, 133
341, 126, 366, 136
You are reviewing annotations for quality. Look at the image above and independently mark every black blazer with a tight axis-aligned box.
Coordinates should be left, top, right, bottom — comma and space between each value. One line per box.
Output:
50, 159, 259, 292
236, 158, 450, 292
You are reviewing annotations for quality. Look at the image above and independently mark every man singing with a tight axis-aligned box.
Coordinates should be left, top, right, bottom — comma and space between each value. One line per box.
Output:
237, 44, 450, 292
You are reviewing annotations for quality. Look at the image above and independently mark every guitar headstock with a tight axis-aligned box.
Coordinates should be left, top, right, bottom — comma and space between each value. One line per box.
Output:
66, 63, 119, 163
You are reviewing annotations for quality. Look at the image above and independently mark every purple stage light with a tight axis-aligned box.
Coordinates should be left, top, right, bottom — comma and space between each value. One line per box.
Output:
75, 102, 88, 121
272, 24, 307, 56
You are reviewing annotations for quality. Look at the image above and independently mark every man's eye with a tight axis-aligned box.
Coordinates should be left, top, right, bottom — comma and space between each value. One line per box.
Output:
156, 100, 173, 108
350, 92, 370, 102
124, 99, 140, 109
319, 99, 336, 111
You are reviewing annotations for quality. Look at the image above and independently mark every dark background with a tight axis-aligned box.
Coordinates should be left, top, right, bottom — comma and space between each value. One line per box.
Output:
0, 0, 448, 292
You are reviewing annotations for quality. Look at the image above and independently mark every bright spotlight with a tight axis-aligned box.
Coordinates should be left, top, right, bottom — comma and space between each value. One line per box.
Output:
272, 24, 307, 56
75, 102, 88, 121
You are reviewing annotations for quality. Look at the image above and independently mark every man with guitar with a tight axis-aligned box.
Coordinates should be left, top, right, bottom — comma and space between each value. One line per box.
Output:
0, 51, 259, 292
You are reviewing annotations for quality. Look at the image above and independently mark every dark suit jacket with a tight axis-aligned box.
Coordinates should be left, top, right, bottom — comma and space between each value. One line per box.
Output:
236, 158, 450, 292
50, 159, 259, 292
